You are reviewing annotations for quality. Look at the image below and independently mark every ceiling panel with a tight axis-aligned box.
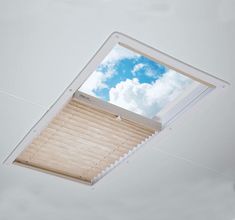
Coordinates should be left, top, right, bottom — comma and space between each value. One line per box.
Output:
0, 0, 234, 219
0, 92, 46, 162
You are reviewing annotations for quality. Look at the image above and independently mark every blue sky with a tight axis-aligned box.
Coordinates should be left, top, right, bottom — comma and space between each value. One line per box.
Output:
95, 54, 166, 101
79, 45, 194, 118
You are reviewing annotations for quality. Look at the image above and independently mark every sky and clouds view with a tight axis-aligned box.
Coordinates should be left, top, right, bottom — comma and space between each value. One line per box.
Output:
79, 45, 194, 118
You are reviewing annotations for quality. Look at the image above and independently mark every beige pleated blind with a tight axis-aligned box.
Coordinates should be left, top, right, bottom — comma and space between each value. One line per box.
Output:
15, 98, 156, 184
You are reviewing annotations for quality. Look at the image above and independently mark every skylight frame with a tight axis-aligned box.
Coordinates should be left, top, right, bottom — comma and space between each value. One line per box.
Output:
3, 32, 229, 185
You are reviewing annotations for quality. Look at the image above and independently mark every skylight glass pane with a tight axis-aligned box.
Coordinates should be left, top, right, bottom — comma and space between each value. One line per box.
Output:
79, 45, 195, 118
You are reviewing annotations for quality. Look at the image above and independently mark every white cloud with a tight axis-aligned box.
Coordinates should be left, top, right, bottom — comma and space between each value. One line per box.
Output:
145, 68, 157, 78
79, 71, 108, 96
132, 63, 159, 78
132, 63, 145, 75
109, 70, 193, 118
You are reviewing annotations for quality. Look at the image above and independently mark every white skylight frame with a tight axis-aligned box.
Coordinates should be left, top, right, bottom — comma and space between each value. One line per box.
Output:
3, 32, 229, 185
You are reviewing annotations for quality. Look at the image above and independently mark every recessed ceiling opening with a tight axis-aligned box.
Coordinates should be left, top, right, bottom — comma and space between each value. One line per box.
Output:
79, 44, 199, 119
4, 32, 229, 185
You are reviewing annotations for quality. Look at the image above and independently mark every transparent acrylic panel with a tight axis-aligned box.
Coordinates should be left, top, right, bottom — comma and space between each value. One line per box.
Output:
79, 45, 197, 119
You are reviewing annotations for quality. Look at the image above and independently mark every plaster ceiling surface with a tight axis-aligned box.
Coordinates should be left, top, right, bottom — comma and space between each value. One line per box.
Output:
0, 0, 235, 219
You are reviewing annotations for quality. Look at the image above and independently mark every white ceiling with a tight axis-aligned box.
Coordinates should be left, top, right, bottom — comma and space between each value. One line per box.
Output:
0, 0, 235, 219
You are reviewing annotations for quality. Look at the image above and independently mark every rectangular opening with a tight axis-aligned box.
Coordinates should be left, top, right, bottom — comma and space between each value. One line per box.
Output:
78, 44, 210, 126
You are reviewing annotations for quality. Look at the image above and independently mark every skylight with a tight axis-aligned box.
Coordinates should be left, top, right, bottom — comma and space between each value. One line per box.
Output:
4, 32, 228, 185
79, 45, 195, 119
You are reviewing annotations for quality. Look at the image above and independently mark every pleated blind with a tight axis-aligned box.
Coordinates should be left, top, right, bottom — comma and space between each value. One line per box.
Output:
15, 98, 156, 184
